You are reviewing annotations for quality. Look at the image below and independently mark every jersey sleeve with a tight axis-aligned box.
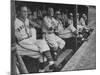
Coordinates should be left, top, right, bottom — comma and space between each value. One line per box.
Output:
43, 17, 52, 28
14, 19, 23, 41
69, 24, 76, 32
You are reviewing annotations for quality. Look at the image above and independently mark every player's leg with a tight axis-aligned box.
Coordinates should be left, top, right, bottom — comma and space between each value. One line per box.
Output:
18, 38, 40, 52
35, 40, 54, 65
45, 33, 59, 51
55, 34, 65, 50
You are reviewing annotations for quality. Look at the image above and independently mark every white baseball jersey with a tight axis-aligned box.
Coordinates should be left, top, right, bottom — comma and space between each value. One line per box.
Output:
42, 16, 57, 33
80, 18, 87, 27
56, 19, 76, 38
56, 19, 64, 33
77, 18, 87, 32
15, 18, 32, 41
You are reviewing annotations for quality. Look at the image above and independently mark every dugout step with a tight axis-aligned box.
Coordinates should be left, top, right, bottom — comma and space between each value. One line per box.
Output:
42, 49, 73, 72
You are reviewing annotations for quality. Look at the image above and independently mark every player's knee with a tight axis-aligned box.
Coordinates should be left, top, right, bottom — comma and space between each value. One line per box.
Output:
60, 40, 65, 49
50, 42, 58, 51
40, 45, 50, 53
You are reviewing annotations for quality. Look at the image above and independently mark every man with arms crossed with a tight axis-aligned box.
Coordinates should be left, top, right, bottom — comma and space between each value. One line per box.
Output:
42, 8, 65, 58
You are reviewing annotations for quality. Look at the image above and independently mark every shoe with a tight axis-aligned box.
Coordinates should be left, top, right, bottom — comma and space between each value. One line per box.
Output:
53, 52, 58, 61
81, 38, 88, 42
39, 69, 45, 72
49, 61, 55, 66
49, 64, 59, 71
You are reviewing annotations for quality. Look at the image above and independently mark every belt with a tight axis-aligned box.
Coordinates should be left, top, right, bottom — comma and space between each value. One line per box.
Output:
17, 42, 41, 53
43, 32, 53, 34
17, 35, 32, 42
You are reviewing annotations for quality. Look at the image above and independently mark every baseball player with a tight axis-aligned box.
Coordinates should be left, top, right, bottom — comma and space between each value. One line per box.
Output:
77, 13, 89, 32
15, 6, 55, 67
77, 13, 90, 41
42, 8, 65, 55
55, 11, 77, 38
78, 13, 89, 31
67, 13, 77, 34
76, 13, 84, 32
79, 13, 90, 32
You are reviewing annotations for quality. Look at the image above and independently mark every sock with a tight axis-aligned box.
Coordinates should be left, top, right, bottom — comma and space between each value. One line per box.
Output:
43, 51, 54, 62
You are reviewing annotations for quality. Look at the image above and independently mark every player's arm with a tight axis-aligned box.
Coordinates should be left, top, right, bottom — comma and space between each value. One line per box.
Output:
43, 17, 53, 30
29, 20, 41, 28
14, 21, 22, 40
80, 18, 86, 26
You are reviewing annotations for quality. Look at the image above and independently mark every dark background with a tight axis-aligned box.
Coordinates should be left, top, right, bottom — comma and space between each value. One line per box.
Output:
15, 1, 76, 15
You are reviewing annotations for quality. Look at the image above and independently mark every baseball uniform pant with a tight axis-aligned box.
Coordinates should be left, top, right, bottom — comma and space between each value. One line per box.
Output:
44, 33, 65, 50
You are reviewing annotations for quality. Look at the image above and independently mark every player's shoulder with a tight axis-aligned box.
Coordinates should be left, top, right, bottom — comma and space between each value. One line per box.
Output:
43, 16, 49, 22
26, 18, 29, 22
44, 16, 48, 19
15, 18, 22, 24
52, 17, 57, 21
14, 18, 24, 28
80, 17, 84, 20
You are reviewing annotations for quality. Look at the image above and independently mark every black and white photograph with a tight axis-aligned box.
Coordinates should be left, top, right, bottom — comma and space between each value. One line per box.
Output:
11, 0, 96, 74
